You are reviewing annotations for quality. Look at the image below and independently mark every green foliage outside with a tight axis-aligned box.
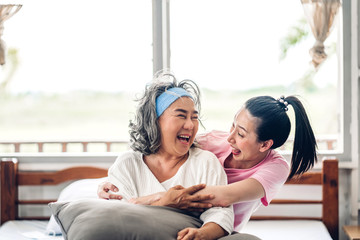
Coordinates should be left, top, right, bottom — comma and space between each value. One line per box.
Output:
0, 86, 338, 145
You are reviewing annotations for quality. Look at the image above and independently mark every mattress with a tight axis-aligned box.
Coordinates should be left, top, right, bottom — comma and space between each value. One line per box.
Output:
0, 220, 63, 240
242, 220, 333, 240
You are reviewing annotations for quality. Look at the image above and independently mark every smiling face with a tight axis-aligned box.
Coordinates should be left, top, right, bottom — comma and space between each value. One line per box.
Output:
227, 108, 272, 168
157, 97, 199, 158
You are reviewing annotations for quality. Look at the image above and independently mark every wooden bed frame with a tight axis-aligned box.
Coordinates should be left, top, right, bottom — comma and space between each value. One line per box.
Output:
0, 157, 339, 239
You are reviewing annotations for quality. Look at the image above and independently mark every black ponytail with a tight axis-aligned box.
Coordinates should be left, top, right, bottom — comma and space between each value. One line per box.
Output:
285, 96, 317, 179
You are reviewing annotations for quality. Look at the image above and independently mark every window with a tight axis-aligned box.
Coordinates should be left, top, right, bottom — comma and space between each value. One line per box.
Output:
0, 0, 342, 153
170, 0, 341, 152
1, 0, 152, 150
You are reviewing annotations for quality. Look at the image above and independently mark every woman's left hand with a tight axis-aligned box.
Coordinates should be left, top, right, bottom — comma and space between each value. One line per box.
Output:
177, 227, 207, 240
177, 223, 226, 240
152, 184, 214, 211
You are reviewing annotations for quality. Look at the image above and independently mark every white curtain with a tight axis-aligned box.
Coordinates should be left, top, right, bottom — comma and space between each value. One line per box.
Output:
301, 0, 341, 68
0, 5, 22, 65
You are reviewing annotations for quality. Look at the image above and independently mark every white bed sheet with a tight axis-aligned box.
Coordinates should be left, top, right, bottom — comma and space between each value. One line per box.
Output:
242, 220, 333, 240
0, 219, 333, 240
0, 220, 63, 240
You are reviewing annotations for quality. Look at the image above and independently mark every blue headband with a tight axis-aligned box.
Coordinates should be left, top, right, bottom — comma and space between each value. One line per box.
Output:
156, 87, 193, 117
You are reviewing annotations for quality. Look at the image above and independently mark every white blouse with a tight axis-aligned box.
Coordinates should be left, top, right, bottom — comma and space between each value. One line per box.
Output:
108, 147, 234, 234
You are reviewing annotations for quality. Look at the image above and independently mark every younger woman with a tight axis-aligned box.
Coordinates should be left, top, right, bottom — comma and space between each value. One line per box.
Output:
190, 95, 317, 231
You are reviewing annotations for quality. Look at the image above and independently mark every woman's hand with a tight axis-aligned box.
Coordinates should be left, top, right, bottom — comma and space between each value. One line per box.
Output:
152, 184, 214, 211
177, 228, 207, 240
177, 223, 226, 240
97, 181, 123, 200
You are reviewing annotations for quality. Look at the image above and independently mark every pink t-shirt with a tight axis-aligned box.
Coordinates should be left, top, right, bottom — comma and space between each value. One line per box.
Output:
196, 130, 290, 231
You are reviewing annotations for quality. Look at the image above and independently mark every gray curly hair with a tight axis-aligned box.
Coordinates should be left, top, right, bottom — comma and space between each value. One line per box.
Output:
129, 72, 201, 155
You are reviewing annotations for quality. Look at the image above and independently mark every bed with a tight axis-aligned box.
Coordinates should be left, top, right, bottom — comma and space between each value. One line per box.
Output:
0, 157, 338, 240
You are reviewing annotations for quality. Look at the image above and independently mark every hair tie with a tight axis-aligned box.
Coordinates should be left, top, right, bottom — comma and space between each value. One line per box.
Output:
156, 87, 193, 117
277, 96, 289, 111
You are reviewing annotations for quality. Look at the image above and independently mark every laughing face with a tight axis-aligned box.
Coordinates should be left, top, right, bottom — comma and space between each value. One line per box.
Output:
227, 108, 270, 168
157, 97, 199, 158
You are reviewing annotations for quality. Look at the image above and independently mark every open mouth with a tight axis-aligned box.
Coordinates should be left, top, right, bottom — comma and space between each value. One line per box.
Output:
232, 148, 241, 155
177, 135, 191, 143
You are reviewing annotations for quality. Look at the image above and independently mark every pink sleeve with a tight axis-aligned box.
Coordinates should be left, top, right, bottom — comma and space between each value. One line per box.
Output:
195, 132, 210, 149
251, 161, 289, 206
196, 130, 230, 159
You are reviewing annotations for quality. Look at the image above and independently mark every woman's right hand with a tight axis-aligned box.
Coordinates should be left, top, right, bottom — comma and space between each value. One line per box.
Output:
97, 181, 123, 200
152, 184, 215, 211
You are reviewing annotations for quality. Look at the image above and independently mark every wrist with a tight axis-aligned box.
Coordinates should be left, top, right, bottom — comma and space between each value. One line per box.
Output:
150, 198, 164, 206
201, 223, 227, 239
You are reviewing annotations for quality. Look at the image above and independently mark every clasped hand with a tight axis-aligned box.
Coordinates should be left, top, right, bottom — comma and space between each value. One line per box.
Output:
152, 184, 214, 211
97, 181, 214, 211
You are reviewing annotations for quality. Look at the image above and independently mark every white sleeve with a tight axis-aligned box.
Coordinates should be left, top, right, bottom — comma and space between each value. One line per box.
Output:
108, 153, 137, 201
197, 151, 234, 234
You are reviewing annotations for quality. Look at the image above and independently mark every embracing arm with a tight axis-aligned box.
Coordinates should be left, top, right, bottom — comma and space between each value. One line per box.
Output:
97, 180, 215, 210
99, 171, 265, 207
197, 178, 265, 207
126, 178, 264, 209
199, 159, 290, 207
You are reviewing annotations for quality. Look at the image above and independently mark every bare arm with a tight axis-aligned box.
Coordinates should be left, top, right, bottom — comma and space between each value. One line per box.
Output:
98, 178, 264, 209
195, 178, 265, 207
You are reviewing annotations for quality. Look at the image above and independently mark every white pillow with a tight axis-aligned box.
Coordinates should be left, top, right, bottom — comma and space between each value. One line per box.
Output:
46, 177, 107, 235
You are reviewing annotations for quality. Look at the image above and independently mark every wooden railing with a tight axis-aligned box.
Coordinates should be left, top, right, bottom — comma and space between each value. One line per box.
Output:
279, 136, 338, 151
0, 136, 338, 153
0, 140, 129, 153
